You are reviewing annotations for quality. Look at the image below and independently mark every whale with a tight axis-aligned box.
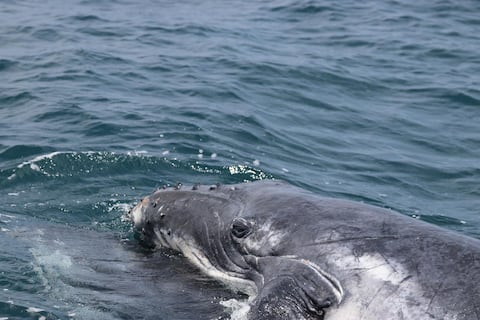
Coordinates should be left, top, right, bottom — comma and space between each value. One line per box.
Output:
129, 180, 480, 320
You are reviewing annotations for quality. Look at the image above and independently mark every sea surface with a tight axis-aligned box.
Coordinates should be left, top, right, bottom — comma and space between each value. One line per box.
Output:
1, 0, 479, 319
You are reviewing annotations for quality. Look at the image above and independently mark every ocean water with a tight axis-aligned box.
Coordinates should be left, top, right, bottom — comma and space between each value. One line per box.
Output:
1, 0, 479, 319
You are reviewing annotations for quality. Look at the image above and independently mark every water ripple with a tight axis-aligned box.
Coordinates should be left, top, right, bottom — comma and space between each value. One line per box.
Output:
0, 58, 17, 71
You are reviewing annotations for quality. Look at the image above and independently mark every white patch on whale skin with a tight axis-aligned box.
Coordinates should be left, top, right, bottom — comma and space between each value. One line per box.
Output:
338, 253, 406, 284
153, 229, 171, 248
244, 221, 286, 254
325, 249, 459, 320
153, 227, 258, 298
130, 203, 145, 227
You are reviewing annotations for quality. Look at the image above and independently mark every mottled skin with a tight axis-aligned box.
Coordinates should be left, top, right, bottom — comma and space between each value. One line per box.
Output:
130, 180, 480, 320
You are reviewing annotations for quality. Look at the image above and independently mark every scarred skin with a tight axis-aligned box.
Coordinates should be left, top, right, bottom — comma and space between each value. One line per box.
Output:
129, 180, 480, 320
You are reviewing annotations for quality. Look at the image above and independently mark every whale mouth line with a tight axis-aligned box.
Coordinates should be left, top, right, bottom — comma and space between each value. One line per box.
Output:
155, 231, 259, 297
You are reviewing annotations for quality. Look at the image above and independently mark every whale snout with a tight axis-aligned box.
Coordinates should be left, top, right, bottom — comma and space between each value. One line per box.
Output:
129, 195, 160, 249
130, 196, 150, 229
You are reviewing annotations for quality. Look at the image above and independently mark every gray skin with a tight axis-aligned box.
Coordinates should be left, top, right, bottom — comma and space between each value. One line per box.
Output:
129, 180, 480, 320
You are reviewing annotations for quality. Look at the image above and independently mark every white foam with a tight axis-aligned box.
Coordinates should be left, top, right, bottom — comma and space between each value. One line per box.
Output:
30, 248, 73, 270
107, 202, 132, 214
126, 150, 148, 156
228, 165, 256, 175
220, 299, 250, 320
9, 151, 71, 178
18, 152, 65, 169
26, 307, 44, 313
11, 151, 154, 180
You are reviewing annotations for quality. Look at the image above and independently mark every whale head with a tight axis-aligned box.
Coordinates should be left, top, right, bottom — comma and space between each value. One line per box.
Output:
129, 181, 343, 319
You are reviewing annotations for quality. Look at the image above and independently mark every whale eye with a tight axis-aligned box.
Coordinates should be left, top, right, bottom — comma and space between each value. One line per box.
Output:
231, 218, 252, 239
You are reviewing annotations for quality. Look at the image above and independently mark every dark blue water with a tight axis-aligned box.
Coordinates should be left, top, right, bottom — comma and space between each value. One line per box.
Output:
1, 0, 479, 319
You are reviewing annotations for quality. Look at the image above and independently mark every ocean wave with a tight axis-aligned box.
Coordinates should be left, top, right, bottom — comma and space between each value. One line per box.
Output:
1, 150, 271, 187
0, 58, 17, 71
267, 0, 332, 14
0, 91, 36, 107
